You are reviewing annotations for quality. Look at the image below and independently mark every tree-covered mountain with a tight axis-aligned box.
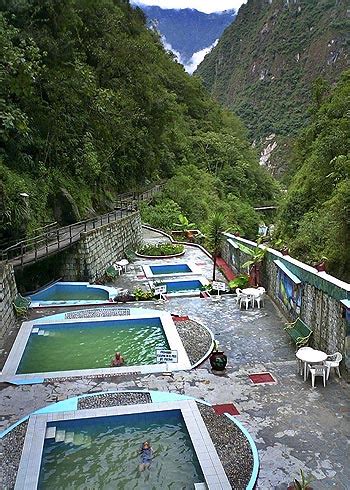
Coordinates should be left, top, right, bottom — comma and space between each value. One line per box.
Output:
134, 5, 236, 69
276, 71, 350, 281
0, 0, 277, 245
196, 0, 349, 176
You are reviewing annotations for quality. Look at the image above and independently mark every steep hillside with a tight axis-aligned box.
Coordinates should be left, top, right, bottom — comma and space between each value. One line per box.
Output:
0, 0, 277, 245
138, 5, 236, 68
196, 0, 349, 176
276, 71, 350, 281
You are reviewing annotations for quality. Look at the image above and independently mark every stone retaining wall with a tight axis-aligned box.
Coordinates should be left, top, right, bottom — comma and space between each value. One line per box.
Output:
223, 235, 349, 367
0, 264, 18, 339
62, 211, 142, 281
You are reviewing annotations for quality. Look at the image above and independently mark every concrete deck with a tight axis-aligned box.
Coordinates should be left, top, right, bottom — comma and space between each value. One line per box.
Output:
1, 229, 349, 489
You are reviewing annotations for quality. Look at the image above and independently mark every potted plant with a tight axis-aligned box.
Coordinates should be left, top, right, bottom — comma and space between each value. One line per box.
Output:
241, 241, 267, 286
315, 256, 328, 272
172, 213, 196, 240
209, 340, 227, 372
288, 469, 314, 490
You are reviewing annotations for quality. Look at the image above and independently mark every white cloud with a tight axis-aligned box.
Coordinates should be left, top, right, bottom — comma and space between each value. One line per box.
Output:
184, 40, 218, 73
161, 36, 183, 64
132, 0, 247, 14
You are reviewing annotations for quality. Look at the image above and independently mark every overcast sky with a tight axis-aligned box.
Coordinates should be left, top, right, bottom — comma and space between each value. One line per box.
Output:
132, 1, 247, 14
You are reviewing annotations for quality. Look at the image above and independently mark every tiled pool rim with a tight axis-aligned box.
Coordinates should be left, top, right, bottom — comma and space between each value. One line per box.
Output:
1, 308, 192, 382
28, 281, 122, 308
142, 261, 203, 278
3, 391, 259, 490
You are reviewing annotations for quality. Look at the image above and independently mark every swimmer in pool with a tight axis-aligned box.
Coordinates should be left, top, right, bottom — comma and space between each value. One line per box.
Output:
111, 352, 124, 367
139, 441, 153, 471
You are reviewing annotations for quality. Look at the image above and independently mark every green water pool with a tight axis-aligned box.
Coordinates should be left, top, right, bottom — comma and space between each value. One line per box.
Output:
38, 410, 204, 489
17, 318, 169, 374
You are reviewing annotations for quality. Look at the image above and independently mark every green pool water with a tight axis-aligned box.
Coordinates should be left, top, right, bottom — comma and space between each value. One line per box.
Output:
17, 318, 169, 374
38, 410, 204, 490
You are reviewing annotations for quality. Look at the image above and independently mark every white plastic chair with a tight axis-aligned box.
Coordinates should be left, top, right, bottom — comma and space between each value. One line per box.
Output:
307, 364, 327, 388
254, 291, 265, 308
236, 289, 252, 310
324, 352, 342, 380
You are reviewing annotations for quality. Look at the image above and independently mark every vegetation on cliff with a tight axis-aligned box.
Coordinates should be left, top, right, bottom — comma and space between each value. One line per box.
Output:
276, 71, 350, 281
196, 0, 348, 175
0, 0, 278, 244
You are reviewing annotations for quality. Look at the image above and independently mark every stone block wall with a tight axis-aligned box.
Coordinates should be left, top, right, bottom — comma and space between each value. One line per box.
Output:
0, 264, 18, 339
223, 234, 349, 364
61, 211, 142, 281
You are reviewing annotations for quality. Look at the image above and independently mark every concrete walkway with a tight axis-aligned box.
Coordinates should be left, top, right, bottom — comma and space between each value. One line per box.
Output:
1, 230, 349, 489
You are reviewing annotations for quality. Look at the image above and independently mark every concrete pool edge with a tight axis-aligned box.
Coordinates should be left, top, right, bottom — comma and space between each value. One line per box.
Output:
1, 309, 191, 380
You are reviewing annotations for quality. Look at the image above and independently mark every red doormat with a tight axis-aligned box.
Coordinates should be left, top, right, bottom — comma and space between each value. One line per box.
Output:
212, 403, 240, 416
249, 372, 276, 384
171, 315, 189, 321
137, 275, 145, 279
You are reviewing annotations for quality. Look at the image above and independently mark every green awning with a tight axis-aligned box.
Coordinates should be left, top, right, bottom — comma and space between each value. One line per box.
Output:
274, 260, 302, 285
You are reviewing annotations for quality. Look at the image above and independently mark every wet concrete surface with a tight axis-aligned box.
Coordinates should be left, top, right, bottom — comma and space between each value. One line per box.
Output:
1, 230, 349, 489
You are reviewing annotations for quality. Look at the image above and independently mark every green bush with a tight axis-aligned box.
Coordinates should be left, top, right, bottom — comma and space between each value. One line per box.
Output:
138, 243, 184, 256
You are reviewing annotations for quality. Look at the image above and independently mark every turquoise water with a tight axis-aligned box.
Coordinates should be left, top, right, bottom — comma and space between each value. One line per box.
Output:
150, 264, 191, 275
38, 410, 204, 489
164, 280, 203, 293
28, 283, 109, 301
17, 318, 169, 374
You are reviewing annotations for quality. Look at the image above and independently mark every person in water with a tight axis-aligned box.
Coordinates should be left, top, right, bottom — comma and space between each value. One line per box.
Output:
139, 441, 153, 471
111, 352, 124, 367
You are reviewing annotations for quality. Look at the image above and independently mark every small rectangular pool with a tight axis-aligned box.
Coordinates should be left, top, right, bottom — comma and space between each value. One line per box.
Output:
38, 410, 204, 489
17, 318, 169, 374
142, 262, 202, 278
151, 277, 209, 297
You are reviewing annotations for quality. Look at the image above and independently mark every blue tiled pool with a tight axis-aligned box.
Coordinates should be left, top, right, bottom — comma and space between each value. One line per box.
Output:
150, 264, 192, 275
164, 279, 204, 293
27, 282, 120, 307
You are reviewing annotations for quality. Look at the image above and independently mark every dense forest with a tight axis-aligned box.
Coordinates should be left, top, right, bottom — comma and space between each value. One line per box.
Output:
0, 0, 278, 245
196, 0, 349, 176
276, 71, 350, 281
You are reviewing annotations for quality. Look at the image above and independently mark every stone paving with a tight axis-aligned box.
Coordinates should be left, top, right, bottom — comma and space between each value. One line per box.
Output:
1, 229, 349, 489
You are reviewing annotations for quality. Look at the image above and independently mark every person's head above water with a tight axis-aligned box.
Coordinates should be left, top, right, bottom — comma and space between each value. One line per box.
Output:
142, 441, 150, 448
115, 352, 121, 357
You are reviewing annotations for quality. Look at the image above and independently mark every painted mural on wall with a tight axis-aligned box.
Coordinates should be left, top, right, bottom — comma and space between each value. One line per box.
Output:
276, 269, 302, 317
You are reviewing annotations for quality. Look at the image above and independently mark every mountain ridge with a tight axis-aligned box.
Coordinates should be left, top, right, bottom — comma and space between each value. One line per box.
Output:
196, 0, 349, 176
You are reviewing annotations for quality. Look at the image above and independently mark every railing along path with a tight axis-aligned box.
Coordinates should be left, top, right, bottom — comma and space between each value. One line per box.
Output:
1, 184, 163, 267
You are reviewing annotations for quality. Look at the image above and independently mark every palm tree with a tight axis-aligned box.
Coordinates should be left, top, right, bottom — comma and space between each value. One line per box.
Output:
207, 212, 227, 281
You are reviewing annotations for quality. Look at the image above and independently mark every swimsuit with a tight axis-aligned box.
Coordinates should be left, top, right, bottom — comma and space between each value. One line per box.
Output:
140, 447, 152, 464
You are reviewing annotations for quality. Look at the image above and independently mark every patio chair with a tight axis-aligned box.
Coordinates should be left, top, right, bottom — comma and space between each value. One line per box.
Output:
236, 288, 252, 310
307, 364, 327, 388
324, 352, 342, 380
254, 291, 265, 308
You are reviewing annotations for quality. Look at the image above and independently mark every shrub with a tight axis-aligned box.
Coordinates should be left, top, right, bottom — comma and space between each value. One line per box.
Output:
138, 243, 184, 256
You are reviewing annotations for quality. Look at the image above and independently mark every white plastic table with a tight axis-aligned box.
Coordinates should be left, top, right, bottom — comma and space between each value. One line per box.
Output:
296, 348, 328, 381
115, 259, 129, 272
242, 288, 261, 297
